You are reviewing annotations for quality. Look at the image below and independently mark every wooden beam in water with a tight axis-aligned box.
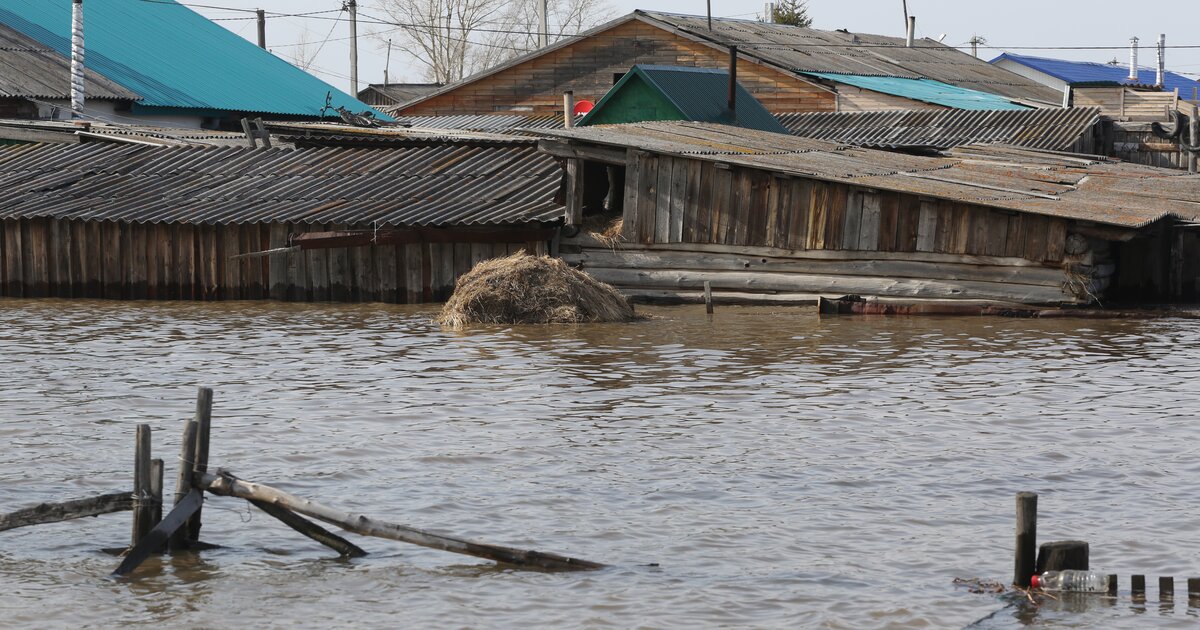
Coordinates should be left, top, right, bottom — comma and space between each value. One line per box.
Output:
0, 492, 133, 532
249, 499, 367, 558
198, 472, 604, 572
113, 488, 203, 577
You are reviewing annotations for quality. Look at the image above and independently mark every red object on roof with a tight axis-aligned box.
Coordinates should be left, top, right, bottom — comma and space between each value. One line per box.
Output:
573, 99, 594, 115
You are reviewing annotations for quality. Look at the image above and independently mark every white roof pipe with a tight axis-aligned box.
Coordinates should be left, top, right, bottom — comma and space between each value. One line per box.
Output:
1156, 33, 1165, 87
1128, 36, 1139, 82
70, 0, 84, 117
906, 16, 916, 47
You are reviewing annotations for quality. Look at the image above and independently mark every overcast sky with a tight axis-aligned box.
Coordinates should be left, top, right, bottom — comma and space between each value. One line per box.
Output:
192, 0, 1200, 96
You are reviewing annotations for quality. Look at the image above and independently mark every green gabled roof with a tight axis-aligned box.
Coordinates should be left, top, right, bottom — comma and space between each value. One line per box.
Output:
580, 65, 789, 133
0, 0, 388, 120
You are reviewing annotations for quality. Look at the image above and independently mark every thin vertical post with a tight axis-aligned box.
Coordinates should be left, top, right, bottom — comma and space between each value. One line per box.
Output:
348, 0, 358, 95
131, 424, 154, 546
186, 387, 213, 544
70, 0, 85, 116
703, 280, 713, 314
168, 419, 198, 552
256, 9, 266, 49
1189, 105, 1198, 174
1161, 576, 1174, 601
728, 46, 738, 118
149, 458, 164, 526
707, 0, 712, 30
1107, 574, 1118, 596
537, 0, 548, 47
1014, 492, 1037, 587
1187, 577, 1200, 604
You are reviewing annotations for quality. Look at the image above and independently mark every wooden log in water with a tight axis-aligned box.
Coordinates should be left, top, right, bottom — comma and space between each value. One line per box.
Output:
1036, 540, 1089, 573
703, 280, 713, 314
168, 420, 198, 552
131, 424, 155, 546
0, 492, 134, 532
197, 472, 604, 571
186, 387, 214, 544
249, 499, 367, 558
113, 488, 203, 577
1014, 492, 1037, 587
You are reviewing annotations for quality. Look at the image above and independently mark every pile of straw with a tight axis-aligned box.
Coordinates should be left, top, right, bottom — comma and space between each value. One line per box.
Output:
437, 252, 635, 327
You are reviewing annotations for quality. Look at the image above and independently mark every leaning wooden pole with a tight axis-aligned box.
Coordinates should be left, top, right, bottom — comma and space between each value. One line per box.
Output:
198, 472, 604, 571
131, 424, 156, 546
186, 387, 214, 544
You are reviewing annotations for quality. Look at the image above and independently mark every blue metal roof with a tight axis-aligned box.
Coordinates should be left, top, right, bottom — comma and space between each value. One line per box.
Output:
991, 52, 1200, 94
581, 65, 789, 133
805, 73, 1029, 110
0, 0, 388, 120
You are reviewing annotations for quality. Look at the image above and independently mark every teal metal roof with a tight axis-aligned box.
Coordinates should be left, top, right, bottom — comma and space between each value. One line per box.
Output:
806, 73, 1029, 111
0, 0, 388, 120
581, 65, 789, 133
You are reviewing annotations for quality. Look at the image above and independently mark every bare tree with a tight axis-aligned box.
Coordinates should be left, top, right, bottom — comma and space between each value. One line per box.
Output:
288, 29, 319, 70
377, 0, 612, 83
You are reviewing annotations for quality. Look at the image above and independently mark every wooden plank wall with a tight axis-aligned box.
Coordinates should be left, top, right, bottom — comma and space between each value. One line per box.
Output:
0, 219, 546, 303
619, 154, 1070, 264
398, 19, 836, 116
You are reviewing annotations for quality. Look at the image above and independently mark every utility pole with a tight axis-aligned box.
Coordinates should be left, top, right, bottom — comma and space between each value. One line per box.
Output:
537, 0, 548, 47
256, 9, 266, 49
384, 40, 392, 86
347, 0, 358, 95
968, 35, 986, 58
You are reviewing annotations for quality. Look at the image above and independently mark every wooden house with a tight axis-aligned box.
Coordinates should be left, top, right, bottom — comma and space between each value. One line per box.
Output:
0, 137, 562, 303
538, 121, 1200, 305
395, 11, 1058, 118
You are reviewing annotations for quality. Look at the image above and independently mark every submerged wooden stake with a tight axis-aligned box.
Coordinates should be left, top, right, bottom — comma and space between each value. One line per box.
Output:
1013, 492, 1037, 587
1160, 576, 1174, 601
149, 458, 164, 525
249, 499, 366, 558
198, 472, 604, 571
186, 387, 214, 544
703, 280, 713, 314
131, 424, 156, 546
1036, 540, 1089, 573
0, 492, 133, 532
114, 488, 204, 577
168, 420, 198, 552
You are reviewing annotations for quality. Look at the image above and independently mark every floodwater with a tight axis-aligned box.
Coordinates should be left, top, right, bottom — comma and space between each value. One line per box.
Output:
1, 299, 1199, 629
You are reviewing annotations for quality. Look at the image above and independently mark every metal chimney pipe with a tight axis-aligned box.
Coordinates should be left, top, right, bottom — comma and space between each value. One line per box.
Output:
1129, 36, 1139, 81
728, 45, 738, 120
70, 0, 85, 116
1156, 33, 1165, 87
906, 16, 916, 47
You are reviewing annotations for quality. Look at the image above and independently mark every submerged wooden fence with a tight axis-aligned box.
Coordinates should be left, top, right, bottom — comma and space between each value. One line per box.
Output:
0, 217, 550, 303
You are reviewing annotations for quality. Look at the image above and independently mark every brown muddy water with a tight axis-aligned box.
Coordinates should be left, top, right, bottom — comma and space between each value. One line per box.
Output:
2, 299, 1200, 629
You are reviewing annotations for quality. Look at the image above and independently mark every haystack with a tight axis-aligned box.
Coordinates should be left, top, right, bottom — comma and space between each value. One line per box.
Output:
437, 252, 634, 327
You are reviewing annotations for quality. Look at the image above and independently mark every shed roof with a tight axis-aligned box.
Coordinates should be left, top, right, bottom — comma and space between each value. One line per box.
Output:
536, 121, 1200, 229
992, 53, 1200, 94
580, 65, 789, 133
804, 73, 1026, 110
0, 0, 386, 119
397, 11, 1063, 113
778, 107, 1101, 150
359, 83, 443, 106
0, 22, 136, 101
0, 141, 561, 226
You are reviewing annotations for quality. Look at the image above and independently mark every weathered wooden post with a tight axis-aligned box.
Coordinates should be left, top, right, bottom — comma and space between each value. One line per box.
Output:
186, 387, 213, 544
1131, 574, 1146, 599
130, 424, 155, 546
1188, 577, 1200, 604
1160, 576, 1174, 603
167, 419, 198, 552
1107, 574, 1118, 596
703, 280, 713, 314
1035, 540, 1089, 574
1014, 492, 1037, 587
1190, 105, 1198, 174
149, 458, 163, 526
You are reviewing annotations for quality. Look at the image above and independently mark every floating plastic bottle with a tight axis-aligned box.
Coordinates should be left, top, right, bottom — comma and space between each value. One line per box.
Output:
1030, 570, 1107, 592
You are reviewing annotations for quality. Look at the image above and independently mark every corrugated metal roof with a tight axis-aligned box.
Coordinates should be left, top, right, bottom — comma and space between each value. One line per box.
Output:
0, 142, 562, 226
0, 22, 136, 101
537, 121, 1200, 228
580, 65, 789, 133
992, 53, 1200, 94
804, 73, 1027, 110
778, 107, 1101, 150
0, 1, 387, 119
641, 12, 1064, 105
388, 113, 566, 132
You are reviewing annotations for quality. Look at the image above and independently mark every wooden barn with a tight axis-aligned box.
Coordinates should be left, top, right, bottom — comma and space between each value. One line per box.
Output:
0, 138, 562, 303
395, 11, 1058, 118
538, 121, 1200, 306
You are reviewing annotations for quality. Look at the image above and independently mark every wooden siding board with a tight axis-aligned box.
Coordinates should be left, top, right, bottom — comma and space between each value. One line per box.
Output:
915, 199, 938, 253
682, 159, 703, 242
712, 167, 734, 245
788, 179, 812, 250
896, 195, 921, 253
1045, 219, 1068, 262
637, 154, 658, 245
878, 194, 900, 252
621, 151, 642, 242
654, 156, 672, 244
807, 181, 829, 250
669, 158, 687, 243
3, 219, 22, 297
841, 189, 863, 250
857, 191, 881, 252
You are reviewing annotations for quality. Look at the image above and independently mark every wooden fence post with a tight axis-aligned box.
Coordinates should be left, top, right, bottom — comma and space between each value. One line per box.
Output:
168, 420, 198, 552
1014, 492, 1037, 587
131, 424, 155, 546
150, 458, 163, 526
186, 387, 214, 544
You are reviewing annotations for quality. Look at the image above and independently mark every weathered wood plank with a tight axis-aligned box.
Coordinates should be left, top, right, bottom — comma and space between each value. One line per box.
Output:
221, 225, 243, 300
681, 159, 703, 243
328, 224, 352, 302
654, 155, 672, 244
24, 218, 49, 298
637, 154, 658, 245
1045, 219, 1068, 263
49, 219, 69, 298
0, 492, 133, 532
896, 195, 921, 253
985, 212, 1010, 258
377, 244, 399, 303
857, 192, 881, 252
878, 193, 900, 252
823, 184, 847, 251
669, 157, 687, 243
711, 166, 734, 245
1023, 215, 1049, 262
807, 181, 829, 250
70, 220, 87, 297
177, 224, 196, 301
128, 222, 148, 300
841, 189, 864, 250
269, 223, 289, 301
621, 150, 642, 242
788, 179, 812, 251
731, 170, 754, 246
404, 243, 423, 303
1004, 214, 1026, 259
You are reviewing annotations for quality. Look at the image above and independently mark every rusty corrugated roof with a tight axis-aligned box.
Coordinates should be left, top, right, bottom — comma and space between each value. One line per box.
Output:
777, 108, 1101, 150
0, 141, 563, 227
537, 121, 1200, 229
